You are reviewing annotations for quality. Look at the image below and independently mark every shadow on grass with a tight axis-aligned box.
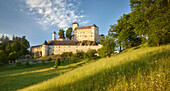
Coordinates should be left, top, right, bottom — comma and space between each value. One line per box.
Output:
0, 60, 88, 91
46, 49, 170, 91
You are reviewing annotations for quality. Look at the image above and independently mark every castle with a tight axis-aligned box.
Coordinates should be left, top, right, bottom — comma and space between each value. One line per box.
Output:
31, 22, 103, 57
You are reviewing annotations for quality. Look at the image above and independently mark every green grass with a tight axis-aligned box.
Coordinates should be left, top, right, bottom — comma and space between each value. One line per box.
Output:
0, 44, 169, 91
17, 44, 169, 91
0, 60, 88, 91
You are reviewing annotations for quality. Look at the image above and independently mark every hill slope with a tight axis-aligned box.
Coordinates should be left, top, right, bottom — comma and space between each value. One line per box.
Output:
20, 44, 170, 91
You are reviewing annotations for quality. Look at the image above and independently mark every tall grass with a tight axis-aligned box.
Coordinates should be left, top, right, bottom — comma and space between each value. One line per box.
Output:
19, 44, 170, 91
0, 60, 87, 91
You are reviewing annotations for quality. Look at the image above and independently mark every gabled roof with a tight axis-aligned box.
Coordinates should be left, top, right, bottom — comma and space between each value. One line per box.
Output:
42, 40, 48, 45
73, 22, 78, 24
75, 24, 98, 30
53, 31, 56, 34
47, 40, 77, 45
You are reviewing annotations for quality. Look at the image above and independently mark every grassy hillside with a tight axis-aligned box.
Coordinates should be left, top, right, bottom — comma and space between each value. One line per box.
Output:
19, 44, 170, 91
0, 60, 88, 91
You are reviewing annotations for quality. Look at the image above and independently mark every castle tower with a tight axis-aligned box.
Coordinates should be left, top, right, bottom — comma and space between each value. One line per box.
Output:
72, 22, 79, 31
52, 31, 56, 40
72, 22, 79, 41
42, 40, 49, 57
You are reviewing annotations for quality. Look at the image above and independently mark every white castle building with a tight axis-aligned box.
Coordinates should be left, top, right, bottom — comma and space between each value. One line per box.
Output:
31, 22, 103, 57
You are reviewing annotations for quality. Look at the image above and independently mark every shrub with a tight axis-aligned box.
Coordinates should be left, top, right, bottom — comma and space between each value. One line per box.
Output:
8, 51, 18, 61
16, 61, 22, 66
61, 52, 73, 60
47, 57, 52, 61
41, 60, 45, 65
55, 58, 60, 66
76, 51, 85, 59
25, 60, 29, 66
85, 49, 97, 60
70, 55, 76, 63
0, 50, 8, 64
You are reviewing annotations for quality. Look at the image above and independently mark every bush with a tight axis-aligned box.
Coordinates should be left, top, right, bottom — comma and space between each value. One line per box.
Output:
61, 52, 73, 60
41, 60, 45, 65
70, 55, 76, 63
8, 51, 18, 61
25, 60, 29, 66
85, 49, 97, 60
47, 57, 52, 61
0, 50, 8, 64
76, 51, 85, 59
16, 61, 22, 66
55, 58, 60, 66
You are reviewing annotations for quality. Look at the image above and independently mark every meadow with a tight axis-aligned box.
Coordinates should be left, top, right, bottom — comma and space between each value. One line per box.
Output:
0, 44, 169, 91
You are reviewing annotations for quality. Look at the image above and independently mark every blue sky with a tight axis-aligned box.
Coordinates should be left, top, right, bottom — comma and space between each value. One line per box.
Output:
0, 0, 131, 46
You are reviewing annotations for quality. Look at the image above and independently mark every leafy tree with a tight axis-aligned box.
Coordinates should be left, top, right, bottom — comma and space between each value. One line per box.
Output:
55, 58, 60, 66
98, 36, 116, 57
58, 29, 65, 38
85, 49, 96, 60
66, 27, 73, 40
97, 47, 107, 58
25, 60, 29, 66
21, 36, 30, 55
0, 50, 8, 64
8, 51, 18, 60
10, 42, 19, 52
130, 0, 170, 46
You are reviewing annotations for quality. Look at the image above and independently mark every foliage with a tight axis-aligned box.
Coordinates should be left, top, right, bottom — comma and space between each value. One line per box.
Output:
47, 57, 52, 61
61, 52, 73, 60
0, 50, 8, 64
25, 60, 29, 66
15, 61, 22, 66
70, 55, 76, 63
129, 0, 170, 46
58, 29, 65, 38
41, 60, 45, 65
0, 35, 30, 65
109, 14, 141, 51
8, 51, 18, 60
84, 49, 96, 60
98, 36, 116, 57
55, 58, 60, 66
66, 27, 73, 40
76, 51, 85, 59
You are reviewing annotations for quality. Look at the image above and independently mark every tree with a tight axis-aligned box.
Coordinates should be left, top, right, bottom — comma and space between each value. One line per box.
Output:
129, 0, 170, 46
58, 29, 65, 38
66, 27, 73, 40
21, 36, 30, 55
55, 58, 60, 66
85, 49, 96, 60
0, 50, 8, 64
98, 36, 116, 57
8, 51, 18, 60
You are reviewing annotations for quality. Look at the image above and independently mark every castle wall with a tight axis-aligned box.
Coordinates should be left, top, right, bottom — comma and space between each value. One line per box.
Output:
40, 45, 102, 56
31, 46, 42, 56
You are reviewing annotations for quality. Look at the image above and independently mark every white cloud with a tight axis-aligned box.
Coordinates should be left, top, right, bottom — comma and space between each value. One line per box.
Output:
22, 0, 88, 30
